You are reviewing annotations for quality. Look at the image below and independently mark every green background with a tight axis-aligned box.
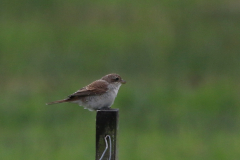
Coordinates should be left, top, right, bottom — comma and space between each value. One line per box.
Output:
1, 0, 240, 159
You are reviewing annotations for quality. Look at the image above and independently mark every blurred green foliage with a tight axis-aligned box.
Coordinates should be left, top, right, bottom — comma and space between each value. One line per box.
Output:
1, 0, 240, 159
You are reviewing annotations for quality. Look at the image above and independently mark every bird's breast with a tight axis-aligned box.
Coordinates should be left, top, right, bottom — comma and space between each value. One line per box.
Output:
73, 84, 121, 111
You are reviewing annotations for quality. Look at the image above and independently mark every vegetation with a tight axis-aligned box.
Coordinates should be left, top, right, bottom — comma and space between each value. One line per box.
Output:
1, 0, 240, 159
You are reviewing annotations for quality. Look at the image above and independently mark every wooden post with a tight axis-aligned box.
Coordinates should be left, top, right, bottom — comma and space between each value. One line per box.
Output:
96, 109, 119, 160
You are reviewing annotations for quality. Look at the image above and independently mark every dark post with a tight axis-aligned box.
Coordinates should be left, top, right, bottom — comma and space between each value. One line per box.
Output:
96, 109, 119, 160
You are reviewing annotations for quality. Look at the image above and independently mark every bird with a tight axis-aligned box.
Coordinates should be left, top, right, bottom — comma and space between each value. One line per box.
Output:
46, 73, 126, 111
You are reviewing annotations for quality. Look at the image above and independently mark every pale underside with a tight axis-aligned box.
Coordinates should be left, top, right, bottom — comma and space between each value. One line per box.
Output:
72, 82, 121, 111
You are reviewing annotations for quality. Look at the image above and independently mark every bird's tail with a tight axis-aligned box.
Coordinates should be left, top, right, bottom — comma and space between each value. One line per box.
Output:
46, 99, 68, 105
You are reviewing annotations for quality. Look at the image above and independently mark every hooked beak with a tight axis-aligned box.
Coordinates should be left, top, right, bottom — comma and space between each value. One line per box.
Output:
121, 79, 126, 84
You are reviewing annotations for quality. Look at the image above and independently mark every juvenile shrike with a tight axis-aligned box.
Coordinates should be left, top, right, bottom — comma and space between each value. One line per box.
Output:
46, 73, 126, 111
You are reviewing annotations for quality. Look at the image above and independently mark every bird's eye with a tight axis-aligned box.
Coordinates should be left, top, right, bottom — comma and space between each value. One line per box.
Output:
115, 77, 119, 81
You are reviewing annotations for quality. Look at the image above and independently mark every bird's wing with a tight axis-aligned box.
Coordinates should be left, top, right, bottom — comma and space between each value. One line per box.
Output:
68, 80, 109, 98
46, 80, 109, 105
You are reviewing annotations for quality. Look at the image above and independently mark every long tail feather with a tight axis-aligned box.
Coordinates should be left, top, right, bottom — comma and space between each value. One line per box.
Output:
46, 99, 68, 105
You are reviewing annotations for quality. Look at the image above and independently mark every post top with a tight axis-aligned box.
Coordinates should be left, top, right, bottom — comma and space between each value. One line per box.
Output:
97, 109, 119, 112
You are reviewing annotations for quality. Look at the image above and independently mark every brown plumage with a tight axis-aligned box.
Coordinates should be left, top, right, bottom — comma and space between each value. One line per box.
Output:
46, 73, 126, 110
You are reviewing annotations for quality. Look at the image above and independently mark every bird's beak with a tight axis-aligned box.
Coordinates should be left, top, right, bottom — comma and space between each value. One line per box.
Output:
121, 79, 126, 84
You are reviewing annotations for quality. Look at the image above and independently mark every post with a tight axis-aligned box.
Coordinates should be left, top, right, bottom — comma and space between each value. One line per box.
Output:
96, 109, 119, 160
